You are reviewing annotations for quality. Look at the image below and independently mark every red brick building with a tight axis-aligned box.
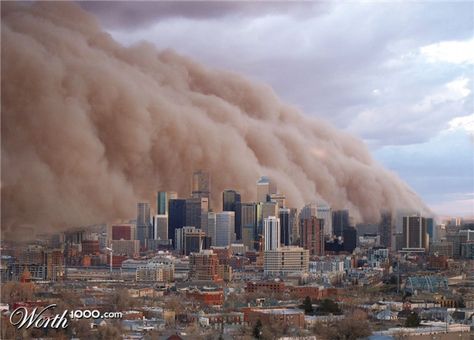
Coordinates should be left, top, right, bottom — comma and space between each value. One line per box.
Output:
244, 308, 305, 329
186, 289, 224, 306
246, 281, 286, 294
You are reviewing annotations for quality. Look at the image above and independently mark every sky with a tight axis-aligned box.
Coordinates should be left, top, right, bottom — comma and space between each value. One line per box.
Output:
80, 1, 474, 218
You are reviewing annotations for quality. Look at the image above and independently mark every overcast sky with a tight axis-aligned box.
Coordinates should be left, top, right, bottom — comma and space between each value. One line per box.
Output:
81, 1, 474, 218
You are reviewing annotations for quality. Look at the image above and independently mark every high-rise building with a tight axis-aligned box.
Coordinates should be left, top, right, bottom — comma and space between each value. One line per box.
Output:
402, 215, 429, 251
332, 210, 349, 237
241, 202, 258, 250
175, 226, 210, 255
215, 211, 235, 247
185, 197, 209, 230
263, 216, 280, 251
426, 217, 435, 243
260, 201, 278, 238
156, 191, 168, 215
153, 214, 168, 240
300, 203, 332, 238
207, 212, 217, 246
256, 176, 277, 202
192, 170, 210, 202
279, 208, 292, 246
168, 199, 186, 247
269, 193, 286, 209
264, 246, 309, 275
301, 217, 325, 256
343, 226, 357, 253
317, 204, 332, 237
378, 212, 392, 249
137, 202, 151, 248
223, 190, 242, 239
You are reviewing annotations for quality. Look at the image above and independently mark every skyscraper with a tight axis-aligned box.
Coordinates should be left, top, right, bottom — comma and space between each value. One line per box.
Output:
185, 197, 209, 230
264, 216, 280, 251
332, 210, 349, 237
279, 208, 292, 246
168, 199, 186, 247
299, 203, 332, 237
402, 215, 429, 251
156, 191, 168, 215
301, 216, 325, 256
153, 214, 168, 240
269, 193, 286, 209
343, 226, 357, 253
317, 204, 332, 237
192, 170, 210, 201
206, 212, 217, 246
137, 202, 151, 248
223, 189, 242, 240
241, 202, 258, 250
256, 176, 277, 202
175, 226, 210, 255
260, 201, 278, 238
378, 211, 392, 249
215, 211, 235, 247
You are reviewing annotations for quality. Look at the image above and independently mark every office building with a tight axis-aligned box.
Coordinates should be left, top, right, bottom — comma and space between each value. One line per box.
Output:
317, 204, 332, 237
137, 202, 151, 248
402, 215, 429, 251
263, 216, 280, 251
343, 226, 357, 253
152, 214, 168, 240
168, 198, 186, 247
192, 170, 210, 202
256, 176, 277, 202
223, 190, 242, 239
264, 246, 309, 275
241, 202, 258, 250
301, 216, 325, 256
279, 208, 292, 246
215, 211, 235, 247
206, 212, 217, 246
269, 193, 286, 209
175, 226, 210, 256
185, 197, 209, 230
332, 210, 350, 237
156, 191, 168, 215
378, 212, 392, 249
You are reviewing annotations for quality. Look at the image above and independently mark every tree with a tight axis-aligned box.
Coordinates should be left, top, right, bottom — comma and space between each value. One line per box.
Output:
314, 316, 371, 340
405, 311, 421, 327
302, 296, 313, 314
253, 319, 263, 339
317, 299, 342, 315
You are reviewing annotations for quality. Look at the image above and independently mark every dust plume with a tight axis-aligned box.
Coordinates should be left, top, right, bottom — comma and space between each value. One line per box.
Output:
1, 2, 428, 240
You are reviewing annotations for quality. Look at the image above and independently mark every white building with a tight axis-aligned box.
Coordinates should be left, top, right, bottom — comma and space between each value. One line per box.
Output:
264, 246, 309, 275
215, 211, 235, 247
263, 216, 280, 251
207, 212, 217, 246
